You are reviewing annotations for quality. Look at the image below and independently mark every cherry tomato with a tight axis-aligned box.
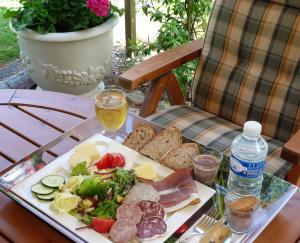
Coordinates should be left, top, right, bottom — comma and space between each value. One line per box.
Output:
95, 153, 114, 169
113, 153, 126, 167
91, 218, 116, 233
175, 223, 189, 235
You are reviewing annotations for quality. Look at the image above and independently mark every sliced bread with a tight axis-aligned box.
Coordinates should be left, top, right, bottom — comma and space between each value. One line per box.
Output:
140, 126, 182, 161
123, 124, 156, 152
160, 143, 200, 170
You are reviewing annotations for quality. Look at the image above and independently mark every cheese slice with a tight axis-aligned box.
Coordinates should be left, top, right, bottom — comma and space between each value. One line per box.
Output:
134, 163, 157, 180
75, 143, 100, 162
69, 152, 92, 168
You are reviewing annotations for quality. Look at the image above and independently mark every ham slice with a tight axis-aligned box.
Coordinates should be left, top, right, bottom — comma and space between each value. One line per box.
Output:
149, 168, 200, 213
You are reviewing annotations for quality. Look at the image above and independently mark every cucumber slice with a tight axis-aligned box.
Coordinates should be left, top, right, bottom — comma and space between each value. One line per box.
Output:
36, 191, 56, 201
41, 175, 65, 188
31, 183, 54, 195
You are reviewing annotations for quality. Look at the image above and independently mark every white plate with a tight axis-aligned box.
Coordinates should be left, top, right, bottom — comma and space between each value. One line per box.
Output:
11, 134, 215, 243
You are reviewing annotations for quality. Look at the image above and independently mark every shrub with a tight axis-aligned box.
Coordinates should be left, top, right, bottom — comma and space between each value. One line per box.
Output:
132, 0, 212, 96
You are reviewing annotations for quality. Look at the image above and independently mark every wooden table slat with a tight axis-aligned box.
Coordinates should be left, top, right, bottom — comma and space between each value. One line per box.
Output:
0, 234, 10, 243
0, 105, 78, 157
0, 155, 12, 172
11, 90, 94, 118
0, 192, 71, 243
0, 126, 55, 163
18, 106, 84, 132
255, 192, 300, 243
0, 90, 15, 105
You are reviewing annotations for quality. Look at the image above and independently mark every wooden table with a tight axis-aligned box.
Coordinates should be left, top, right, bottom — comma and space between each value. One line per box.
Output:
0, 89, 299, 243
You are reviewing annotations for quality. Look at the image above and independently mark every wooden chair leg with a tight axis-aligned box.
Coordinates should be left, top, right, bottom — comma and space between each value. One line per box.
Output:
165, 73, 186, 106
287, 164, 300, 186
139, 74, 169, 117
139, 73, 186, 117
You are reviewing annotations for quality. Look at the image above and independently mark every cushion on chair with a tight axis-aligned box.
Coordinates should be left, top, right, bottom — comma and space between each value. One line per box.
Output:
268, 0, 300, 9
148, 105, 292, 179
192, 0, 300, 143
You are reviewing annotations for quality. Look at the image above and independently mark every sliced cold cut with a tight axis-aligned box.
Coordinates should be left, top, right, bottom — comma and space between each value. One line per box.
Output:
109, 219, 137, 243
116, 203, 142, 224
123, 183, 160, 204
137, 216, 167, 240
148, 168, 200, 212
137, 200, 165, 220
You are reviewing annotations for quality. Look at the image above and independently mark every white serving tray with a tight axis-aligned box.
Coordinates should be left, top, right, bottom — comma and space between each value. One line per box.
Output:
11, 134, 215, 243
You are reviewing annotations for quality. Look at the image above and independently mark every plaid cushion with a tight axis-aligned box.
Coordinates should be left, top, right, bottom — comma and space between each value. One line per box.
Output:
148, 105, 292, 179
192, 0, 300, 143
268, 0, 300, 9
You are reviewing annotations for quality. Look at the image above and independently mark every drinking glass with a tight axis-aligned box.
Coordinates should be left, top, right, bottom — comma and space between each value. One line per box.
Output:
95, 88, 128, 142
192, 148, 223, 186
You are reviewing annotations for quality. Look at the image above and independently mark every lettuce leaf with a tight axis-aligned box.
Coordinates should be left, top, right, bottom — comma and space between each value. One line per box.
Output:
77, 176, 117, 201
112, 169, 136, 195
71, 162, 89, 176
90, 200, 118, 219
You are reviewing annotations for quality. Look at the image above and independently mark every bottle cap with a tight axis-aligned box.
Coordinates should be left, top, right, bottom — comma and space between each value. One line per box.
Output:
243, 121, 262, 137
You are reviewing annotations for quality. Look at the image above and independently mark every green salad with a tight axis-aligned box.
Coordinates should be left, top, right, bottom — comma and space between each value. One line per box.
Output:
31, 161, 137, 225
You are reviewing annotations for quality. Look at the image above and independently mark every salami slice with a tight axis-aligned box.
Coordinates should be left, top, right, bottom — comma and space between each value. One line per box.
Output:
137, 200, 165, 220
137, 216, 167, 240
116, 203, 142, 224
109, 219, 137, 243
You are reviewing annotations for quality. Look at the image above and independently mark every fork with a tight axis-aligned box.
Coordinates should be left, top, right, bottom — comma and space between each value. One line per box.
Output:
179, 206, 219, 243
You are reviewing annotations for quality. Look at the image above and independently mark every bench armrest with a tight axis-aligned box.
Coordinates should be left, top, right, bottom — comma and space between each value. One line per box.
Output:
119, 40, 203, 90
281, 130, 300, 164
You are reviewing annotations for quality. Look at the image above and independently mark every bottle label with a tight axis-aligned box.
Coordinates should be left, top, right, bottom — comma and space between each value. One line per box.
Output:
230, 155, 265, 178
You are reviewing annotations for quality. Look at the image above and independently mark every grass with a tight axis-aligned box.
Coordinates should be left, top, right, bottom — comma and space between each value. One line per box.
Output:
0, 7, 19, 66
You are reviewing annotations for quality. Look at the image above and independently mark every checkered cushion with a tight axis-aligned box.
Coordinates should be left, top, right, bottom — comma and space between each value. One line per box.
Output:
192, 0, 300, 143
148, 105, 292, 179
269, 0, 300, 8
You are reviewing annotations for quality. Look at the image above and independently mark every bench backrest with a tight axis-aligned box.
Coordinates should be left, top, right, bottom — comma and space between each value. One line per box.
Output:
192, 0, 300, 142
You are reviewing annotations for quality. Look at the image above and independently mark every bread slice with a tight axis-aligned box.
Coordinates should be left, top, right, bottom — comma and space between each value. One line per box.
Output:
123, 124, 156, 152
160, 143, 200, 170
140, 126, 182, 161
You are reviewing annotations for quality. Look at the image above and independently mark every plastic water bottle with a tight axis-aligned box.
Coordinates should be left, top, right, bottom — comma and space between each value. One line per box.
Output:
227, 121, 268, 198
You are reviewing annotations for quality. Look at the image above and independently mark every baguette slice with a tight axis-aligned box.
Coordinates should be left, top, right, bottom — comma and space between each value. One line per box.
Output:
140, 126, 182, 161
123, 124, 156, 152
160, 143, 200, 170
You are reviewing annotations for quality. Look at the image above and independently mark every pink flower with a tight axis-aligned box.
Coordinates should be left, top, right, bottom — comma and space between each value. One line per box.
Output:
86, 0, 110, 17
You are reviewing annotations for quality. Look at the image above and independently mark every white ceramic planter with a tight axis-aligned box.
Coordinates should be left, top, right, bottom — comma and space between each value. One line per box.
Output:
10, 14, 119, 95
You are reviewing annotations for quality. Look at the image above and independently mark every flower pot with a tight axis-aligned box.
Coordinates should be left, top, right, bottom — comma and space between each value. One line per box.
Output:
10, 14, 119, 96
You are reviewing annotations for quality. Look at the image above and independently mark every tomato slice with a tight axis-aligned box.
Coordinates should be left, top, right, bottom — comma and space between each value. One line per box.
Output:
91, 218, 116, 233
95, 153, 114, 169
113, 153, 126, 167
95, 153, 126, 169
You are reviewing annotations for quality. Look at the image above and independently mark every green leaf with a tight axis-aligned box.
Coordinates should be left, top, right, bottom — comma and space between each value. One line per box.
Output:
71, 162, 89, 176
77, 176, 112, 201
3, 9, 19, 19
90, 200, 118, 219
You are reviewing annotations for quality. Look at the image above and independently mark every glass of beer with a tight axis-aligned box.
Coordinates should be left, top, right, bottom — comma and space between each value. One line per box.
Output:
95, 88, 128, 141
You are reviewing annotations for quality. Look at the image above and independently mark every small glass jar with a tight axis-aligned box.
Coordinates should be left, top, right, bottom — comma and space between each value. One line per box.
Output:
192, 149, 222, 186
225, 193, 259, 234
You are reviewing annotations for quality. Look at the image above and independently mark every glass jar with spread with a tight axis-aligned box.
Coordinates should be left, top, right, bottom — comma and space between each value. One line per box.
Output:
225, 194, 260, 234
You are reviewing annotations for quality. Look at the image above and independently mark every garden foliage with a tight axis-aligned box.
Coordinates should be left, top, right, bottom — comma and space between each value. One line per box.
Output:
4, 0, 123, 34
132, 0, 212, 95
